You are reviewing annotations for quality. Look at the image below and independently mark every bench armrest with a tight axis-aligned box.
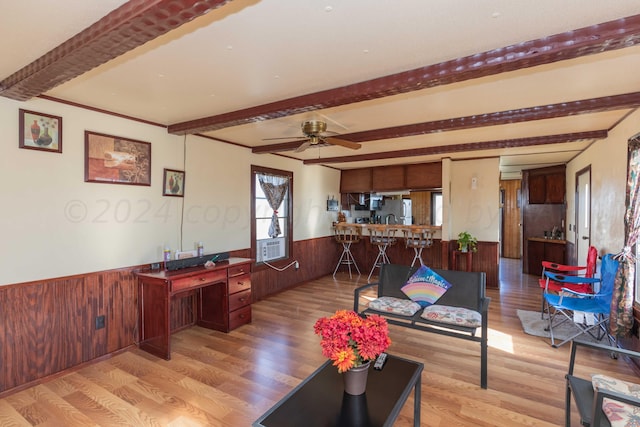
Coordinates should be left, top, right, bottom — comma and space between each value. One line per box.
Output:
353, 282, 379, 312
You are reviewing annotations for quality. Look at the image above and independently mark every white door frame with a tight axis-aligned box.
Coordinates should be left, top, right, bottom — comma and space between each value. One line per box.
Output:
575, 166, 591, 264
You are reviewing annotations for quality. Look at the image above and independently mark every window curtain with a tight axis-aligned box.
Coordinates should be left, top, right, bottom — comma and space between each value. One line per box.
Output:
258, 173, 289, 238
610, 134, 640, 337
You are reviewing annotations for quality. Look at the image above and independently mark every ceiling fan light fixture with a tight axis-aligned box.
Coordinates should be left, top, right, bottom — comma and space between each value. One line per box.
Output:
301, 120, 327, 135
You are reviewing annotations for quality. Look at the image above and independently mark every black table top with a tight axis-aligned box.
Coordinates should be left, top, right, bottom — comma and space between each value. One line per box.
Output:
253, 354, 423, 427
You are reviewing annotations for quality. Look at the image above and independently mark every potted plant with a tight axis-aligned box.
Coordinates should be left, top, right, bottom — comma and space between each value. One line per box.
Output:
457, 231, 478, 253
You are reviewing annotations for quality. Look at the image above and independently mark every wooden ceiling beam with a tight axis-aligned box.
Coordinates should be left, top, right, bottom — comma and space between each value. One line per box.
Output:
0, 0, 231, 101
170, 14, 640, 134
302, 131, 608, 165
253, 93, 638, 154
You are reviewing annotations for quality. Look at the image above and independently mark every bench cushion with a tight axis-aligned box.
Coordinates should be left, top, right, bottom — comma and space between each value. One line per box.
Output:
420, 305, 482, 328
368, 296, 422, 316
592, 374, 640, 427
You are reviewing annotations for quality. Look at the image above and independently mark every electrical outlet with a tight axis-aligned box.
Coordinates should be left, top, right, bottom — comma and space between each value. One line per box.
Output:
295, 261, 299, 270
151, 262, 161, 270
95, 315, 105, 330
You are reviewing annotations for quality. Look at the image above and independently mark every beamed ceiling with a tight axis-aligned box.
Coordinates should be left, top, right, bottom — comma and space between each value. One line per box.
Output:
3, 1, 640, 178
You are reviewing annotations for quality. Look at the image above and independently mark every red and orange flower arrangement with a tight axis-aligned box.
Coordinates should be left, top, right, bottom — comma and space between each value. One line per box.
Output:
313, 310, 391, 373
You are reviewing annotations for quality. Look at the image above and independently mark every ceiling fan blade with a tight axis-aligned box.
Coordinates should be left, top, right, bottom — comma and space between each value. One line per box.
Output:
294, 141, 312, 153
262, 136, 304, 141
324, 137, 361, 150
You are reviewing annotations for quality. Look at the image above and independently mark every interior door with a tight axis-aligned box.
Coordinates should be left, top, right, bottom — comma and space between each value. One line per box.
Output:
576, 167, 591, 264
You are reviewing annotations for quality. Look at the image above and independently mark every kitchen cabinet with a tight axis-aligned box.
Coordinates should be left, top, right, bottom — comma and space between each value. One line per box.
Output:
372, 165, 405, 191
526, 166, 565, 204
405, 162, 442, 189
340, 168, 372, 193
341, 162, 442, 194
527, 238, 566, 276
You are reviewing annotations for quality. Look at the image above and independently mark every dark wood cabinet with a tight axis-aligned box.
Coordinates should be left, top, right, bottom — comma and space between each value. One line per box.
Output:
372, 165, 405, 191
526, 167, 565, 204
341, 162, 442, 194
136, 258, 252, 360
340, 168, 372, 193
405, 162, 442, 190
527, 239, 565, 276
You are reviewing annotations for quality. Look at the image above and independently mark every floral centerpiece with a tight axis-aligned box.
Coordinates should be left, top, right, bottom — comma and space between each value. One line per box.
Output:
313, 309, 391, 373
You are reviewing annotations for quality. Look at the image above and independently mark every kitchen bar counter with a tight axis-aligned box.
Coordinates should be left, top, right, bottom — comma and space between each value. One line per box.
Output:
528, 237, 566, 244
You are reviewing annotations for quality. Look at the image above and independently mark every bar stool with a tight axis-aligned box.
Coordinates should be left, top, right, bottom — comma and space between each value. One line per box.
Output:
402, 226, 434, 267
367, 225, 398, 282
333, 223, 362, 278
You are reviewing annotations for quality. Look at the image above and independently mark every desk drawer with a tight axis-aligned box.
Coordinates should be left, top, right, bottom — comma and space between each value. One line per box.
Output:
228, 273, 251, 294
171, 270, 226, 294
229, 289, 251, 311
228, 263, 250, 277
229, 305, 251, 330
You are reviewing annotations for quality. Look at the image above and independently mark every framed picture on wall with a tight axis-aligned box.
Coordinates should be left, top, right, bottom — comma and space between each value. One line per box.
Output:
84, 131, 151, 185
19, 109, 63, 153
163, 168, 185, 197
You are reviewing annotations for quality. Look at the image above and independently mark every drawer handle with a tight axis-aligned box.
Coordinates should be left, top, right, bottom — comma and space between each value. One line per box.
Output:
239, 314, 246, 319
237, 281, 244, 285
200, 278, 206, 281
239, 297, 246, 302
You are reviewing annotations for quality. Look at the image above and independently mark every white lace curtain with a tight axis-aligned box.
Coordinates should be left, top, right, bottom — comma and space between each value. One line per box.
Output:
258, 173, 289, 238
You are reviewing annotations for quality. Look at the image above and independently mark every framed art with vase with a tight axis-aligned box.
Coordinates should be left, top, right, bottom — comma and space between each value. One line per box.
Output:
19, 109, 62, 153
84, 131, 151, 185
163, 168, 185, 197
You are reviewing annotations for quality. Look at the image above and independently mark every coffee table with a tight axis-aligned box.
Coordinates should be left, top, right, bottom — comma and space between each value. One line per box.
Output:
253, 353, 423, 427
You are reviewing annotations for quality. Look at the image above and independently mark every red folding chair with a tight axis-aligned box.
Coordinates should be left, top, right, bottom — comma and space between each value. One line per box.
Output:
539, 246, 597, 318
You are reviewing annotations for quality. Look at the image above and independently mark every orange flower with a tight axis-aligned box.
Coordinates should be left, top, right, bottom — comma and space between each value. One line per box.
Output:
314, 310, 391, 373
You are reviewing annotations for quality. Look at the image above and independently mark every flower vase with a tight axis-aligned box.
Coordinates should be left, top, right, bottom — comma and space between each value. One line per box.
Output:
342, 361, 371, 395
30, 120, 40, 143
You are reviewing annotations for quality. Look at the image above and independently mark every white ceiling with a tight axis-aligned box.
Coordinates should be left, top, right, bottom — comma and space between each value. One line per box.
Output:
3, 0, 640, 179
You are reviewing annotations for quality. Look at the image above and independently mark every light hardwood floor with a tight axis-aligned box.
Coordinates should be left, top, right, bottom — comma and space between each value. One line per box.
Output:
1, 258, 638, 426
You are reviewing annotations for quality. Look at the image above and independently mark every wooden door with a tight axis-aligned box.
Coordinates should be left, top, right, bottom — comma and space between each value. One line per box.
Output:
500, 179, 522, 259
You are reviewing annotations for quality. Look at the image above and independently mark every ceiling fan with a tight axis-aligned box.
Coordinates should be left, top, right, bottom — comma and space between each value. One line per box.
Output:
264, 120, 362, 153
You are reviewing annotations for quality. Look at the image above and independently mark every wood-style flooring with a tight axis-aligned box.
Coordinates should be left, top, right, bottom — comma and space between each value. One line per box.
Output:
0, 258, 638, 426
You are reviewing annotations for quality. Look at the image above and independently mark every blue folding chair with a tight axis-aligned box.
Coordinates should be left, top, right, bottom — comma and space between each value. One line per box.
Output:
543, 254, 619, 348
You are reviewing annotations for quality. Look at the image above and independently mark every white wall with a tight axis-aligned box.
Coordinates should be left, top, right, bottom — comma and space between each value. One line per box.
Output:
448, 157, 501, 243
566, 110, 639, 255
0, 97, 339, 285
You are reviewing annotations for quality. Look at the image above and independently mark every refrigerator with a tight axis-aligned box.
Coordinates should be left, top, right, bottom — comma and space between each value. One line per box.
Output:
401, 199, 412, 225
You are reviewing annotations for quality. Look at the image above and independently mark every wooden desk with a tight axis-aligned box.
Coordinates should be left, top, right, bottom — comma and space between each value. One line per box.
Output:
136, 257, 252, 360
451, 250, 473, 272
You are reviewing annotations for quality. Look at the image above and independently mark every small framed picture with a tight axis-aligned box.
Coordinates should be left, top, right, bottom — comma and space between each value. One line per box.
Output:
163, 169, 185, 197
85, 131, 151, 185
19, 109, 62, 153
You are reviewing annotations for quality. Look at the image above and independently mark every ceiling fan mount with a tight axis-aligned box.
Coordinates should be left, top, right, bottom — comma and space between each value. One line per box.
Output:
262, 120, 361, 153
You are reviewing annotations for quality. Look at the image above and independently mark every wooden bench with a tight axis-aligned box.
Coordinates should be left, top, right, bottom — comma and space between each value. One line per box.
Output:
353, 263, 490, 389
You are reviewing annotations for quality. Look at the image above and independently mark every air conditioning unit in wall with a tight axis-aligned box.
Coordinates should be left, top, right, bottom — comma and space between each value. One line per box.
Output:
257, 237, 286, 262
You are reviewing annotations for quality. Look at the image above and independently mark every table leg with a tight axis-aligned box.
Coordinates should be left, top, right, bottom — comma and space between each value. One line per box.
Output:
414, 375, 421, 426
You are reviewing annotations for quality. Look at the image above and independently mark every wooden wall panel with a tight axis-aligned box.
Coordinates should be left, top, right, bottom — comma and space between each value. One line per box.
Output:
251, 237, 336, 301
0, 268, 138, 394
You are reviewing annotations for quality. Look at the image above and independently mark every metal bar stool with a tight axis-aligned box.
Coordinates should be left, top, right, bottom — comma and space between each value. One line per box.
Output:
402, 226, 434, 267
367, 225, 398, 282
333, 223, 362, 278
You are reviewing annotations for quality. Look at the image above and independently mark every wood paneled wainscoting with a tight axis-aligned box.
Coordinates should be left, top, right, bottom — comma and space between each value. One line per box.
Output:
0, 268, 139, 395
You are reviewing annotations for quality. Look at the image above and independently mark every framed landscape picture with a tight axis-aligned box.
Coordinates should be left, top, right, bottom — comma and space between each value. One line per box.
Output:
84, 131, 151, 185
19, 109, 62, 153
163, 168, 185, 197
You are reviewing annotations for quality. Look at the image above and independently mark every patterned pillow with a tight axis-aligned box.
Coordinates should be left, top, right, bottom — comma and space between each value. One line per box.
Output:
420, 305, 482, 328
368, 296, 421, 316
401, 266, 452, 307
592, 374, 640, 427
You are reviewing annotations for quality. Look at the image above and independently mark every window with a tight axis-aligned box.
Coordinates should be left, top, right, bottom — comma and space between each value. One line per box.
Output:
431, 192, 443, 226
251, 165, 293, 267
